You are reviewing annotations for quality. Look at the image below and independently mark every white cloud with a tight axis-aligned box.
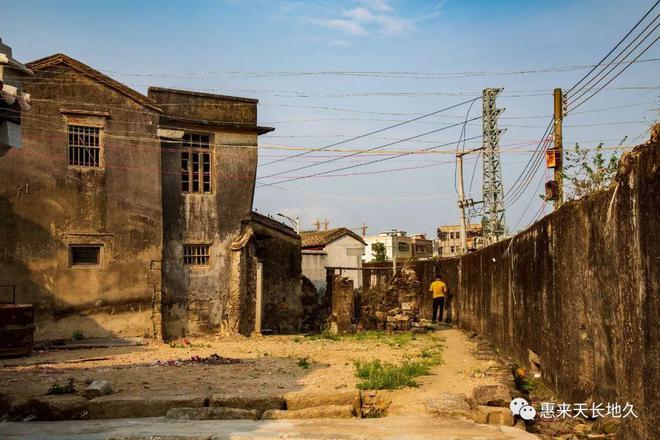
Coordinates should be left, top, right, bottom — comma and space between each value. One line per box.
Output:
318, 18, 369, 36
357, 0, 393, 13
314, 1, 415, 37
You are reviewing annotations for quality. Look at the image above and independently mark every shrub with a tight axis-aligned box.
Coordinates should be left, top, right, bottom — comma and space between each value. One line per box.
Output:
72, 330, 84, 340
298, 357, 310, 369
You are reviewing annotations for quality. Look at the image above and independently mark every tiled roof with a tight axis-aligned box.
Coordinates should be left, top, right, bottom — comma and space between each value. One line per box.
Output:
300, 228, 366, 248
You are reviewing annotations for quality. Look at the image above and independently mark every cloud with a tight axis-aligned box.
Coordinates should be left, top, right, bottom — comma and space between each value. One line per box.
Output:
357, 0, 393, 13
314, 0, 416, 38
319, 18, 369, 36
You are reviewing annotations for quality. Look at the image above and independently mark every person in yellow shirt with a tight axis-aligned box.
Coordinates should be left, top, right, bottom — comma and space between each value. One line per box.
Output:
429, 274, 448, 323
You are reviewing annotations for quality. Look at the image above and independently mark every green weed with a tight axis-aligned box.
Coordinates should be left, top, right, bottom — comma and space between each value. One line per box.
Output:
354, 359, 433, 390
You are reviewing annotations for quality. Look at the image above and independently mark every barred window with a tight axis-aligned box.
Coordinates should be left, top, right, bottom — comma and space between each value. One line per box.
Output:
183, 244, 211, 266
181, 133, 212, 194
68, 125, 101, 167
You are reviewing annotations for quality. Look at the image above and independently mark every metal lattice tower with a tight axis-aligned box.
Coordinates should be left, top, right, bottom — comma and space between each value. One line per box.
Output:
481, 88, 507, 244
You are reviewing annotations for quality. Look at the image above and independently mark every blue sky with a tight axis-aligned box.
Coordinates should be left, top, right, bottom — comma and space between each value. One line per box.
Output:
3, 0, 658, 236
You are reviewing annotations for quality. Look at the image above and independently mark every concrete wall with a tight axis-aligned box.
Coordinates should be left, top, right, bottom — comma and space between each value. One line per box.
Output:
301, 250, 327, 289
442, 131, 659, 440
148, 88, 260, 338
250, 214, 302, 334
0, 62, 163, 340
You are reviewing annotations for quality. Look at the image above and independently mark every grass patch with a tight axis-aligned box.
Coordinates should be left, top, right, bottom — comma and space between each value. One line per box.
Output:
297, 357, 310, 369
169, 339, 210, 349
47, 378, 75, 395
342, 330, 417, 347
72, 330, 84, 341
354, 359, 433, 390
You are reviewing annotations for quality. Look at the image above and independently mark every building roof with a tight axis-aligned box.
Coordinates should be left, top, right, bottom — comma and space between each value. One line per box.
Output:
300, 228, 366, 249
159, 113, 274, 135
149, 86, 260, 104
250, 211, 299, 239
26, 53, 162, 113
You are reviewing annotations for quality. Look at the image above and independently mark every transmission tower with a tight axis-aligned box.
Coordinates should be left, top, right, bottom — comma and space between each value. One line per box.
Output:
481, 88, 507, 244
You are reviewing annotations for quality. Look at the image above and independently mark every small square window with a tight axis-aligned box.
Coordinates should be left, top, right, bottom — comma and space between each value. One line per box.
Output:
70, 245, 101, 266
183, 244, 211, 266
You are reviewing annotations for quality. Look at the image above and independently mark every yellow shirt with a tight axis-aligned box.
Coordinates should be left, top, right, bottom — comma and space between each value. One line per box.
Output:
430, 280, 447, 298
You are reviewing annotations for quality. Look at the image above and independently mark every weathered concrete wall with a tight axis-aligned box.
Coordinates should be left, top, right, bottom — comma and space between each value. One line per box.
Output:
447, 130, 659, 440
148, 88, 260, 338
250, 213, 302, 334
0, 59, 163, 340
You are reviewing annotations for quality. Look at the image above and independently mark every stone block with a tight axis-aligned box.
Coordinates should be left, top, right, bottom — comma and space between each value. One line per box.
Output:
87, 395, 205, 419
425, 393, 472, 418
261, 404, 355, 420
166, 406, 258, 420
27, 394, 89, 421
471, 384, 511, 407
473, 405, 514, 426
284, 390, 360, 413
83, 381, 113, 399
210, 393, 284, 415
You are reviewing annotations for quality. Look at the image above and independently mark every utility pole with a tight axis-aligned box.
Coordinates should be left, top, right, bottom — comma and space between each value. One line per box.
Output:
391, 229, 398, 277
482, 88, 507, 245
360, 223, 368, 237
314, 219, 321, 231
456, 153, 469, 255
553, 88, 564, 208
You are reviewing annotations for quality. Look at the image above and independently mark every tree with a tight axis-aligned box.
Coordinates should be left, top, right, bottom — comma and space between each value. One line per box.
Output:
372, 242, 387, 263
562, 143, 620, 200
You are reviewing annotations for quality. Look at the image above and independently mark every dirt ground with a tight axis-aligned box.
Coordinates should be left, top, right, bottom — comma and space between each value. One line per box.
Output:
0, 327, 501, 409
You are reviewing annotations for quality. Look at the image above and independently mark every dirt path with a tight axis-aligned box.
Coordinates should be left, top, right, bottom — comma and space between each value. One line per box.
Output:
387, 327, 503, 416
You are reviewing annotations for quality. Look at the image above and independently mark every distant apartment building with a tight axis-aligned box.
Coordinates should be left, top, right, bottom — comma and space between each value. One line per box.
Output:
363, 230, 412, 263
410, 234, 434, 259
436, 224, 485, 257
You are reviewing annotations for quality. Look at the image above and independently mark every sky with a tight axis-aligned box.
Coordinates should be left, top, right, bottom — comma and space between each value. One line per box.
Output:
3, 0, 658, 237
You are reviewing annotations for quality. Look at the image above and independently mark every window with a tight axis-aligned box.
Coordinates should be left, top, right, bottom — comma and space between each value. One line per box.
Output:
439, 232, 448, 241
183, 244, 211, 266
450, 245, 455, 253
456, 231, 461, 239
68, 125, 101, 167
181, 133, 212, 194
397, 242, 409, 252
70, 245, 101, 266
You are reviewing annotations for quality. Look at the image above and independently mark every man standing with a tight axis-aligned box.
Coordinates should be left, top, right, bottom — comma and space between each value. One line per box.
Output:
429, 274, 448, 323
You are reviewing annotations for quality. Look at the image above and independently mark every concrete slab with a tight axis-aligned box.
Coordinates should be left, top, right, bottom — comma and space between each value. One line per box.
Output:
0, 415, 539, 439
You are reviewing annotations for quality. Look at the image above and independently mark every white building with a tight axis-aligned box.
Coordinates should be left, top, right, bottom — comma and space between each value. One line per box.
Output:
301, 228, 366, 289
363, 230, 412, 263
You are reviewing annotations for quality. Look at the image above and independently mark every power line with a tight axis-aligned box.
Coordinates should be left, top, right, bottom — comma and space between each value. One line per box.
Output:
569, 34, 660, 112
567, 0, 660, 94
568, 16, 660, 106
258, 135, 482, 188
258, 97, 480, 168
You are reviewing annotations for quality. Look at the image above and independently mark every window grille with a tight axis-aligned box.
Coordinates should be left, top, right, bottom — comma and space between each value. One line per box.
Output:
183, 244, 211, 266
181, 133, 212, 193
68, 125, 101, 167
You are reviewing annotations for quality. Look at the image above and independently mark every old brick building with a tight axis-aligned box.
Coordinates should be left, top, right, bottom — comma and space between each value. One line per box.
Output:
0, 53, 299, 341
